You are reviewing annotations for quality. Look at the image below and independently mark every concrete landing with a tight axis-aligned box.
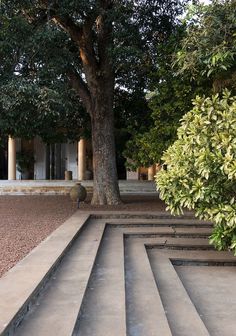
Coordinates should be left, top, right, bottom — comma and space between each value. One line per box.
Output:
0, 180, 156, 195
0, 211, 235, 336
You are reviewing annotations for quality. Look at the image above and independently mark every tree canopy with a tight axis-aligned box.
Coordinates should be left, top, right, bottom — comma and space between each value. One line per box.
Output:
176, 0, 236, 91
0, 7, 88, 143
0, 0, 188, 204
125, 0, 236, 169
124, 27, 208, 169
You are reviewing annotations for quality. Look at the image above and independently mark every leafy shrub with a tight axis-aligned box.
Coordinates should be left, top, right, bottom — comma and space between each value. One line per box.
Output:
157, 90, 236, 253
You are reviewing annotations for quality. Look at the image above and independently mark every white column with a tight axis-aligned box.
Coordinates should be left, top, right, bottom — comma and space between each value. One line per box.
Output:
78, 138, 86, 180
148, 165, 155, 181
8, 136, 16, 180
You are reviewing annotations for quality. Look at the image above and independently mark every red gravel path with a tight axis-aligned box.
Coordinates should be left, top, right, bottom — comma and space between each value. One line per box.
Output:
0, 196, 77, 278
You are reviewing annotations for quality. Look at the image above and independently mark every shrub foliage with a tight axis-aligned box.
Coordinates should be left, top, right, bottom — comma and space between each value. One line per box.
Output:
157, 91, 236, 253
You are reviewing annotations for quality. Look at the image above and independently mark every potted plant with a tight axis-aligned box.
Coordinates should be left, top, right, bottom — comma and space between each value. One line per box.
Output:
16, 150, 35, 179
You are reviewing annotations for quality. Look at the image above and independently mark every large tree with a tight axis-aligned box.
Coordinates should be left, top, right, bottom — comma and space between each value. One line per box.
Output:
1, 0, 187, 204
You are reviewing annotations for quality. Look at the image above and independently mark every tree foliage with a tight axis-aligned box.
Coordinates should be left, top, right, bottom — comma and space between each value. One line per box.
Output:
124, 26, 210, 168
0, 10, 88, 143
176, 0, 236, 91
157, 91, 236, 252
0, 79, 88, 142
126, 0, 236, 169
0, 1, 188, 143
157, 1, 236, 253
157, 0, 236, 252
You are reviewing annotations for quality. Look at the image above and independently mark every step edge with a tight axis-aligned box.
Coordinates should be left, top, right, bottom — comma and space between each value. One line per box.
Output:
125, 240, 172, 335
0, 212, 90, 336
71, 224, 127, 335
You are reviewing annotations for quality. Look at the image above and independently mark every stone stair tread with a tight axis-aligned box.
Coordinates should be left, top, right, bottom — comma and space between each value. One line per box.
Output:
123, 227, 212, 237
125, 235, 172, 336
157, 249, 236, 261
148, 250, 210, 336
1, 211, 234, 336
150, 248, 236, 335
90, 214, 212, 224
76, 226, 126, 336
0, 212, 90, 336
14, 219, 106, 336
143, 237, 211, 247
174, 227, 212, 234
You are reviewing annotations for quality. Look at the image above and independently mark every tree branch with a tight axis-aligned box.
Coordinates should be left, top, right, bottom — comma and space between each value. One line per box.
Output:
96, 1, 114, 75
52, 15, 98, 79
67, 69, 93, 115
24, 1, 98, 80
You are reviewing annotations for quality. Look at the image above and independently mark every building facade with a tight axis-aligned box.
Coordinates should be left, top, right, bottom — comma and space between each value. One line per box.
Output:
6, 136, 158, 181
7, 136, 90, 181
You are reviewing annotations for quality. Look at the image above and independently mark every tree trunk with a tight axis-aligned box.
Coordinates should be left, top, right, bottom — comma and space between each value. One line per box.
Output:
90, 89, 121, 205
51, 3, 122, 205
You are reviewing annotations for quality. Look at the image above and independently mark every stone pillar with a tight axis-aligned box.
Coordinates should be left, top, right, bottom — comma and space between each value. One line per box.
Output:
78, 138, 86, 180
148, 164, 155, 181
8, 136, 16, 180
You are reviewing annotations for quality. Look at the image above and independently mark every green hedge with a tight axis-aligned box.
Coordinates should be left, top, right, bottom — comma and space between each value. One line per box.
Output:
157, 91, 236, 253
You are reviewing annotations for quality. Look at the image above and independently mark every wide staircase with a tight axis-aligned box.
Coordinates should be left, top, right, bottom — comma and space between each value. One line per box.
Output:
0, 211, 235, 336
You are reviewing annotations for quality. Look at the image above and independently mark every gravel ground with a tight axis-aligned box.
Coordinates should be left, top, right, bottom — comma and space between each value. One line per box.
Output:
0, 196, 77, 278
0, 194, 166, 278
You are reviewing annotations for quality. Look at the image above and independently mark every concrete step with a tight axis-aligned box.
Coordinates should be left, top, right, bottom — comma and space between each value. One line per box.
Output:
0, 212, 90, 336
123, 231, 235, 336
76, 227, 126, 336
0, 212, 235, 336
124, 233, 209, 336
15, 219, 106, 336
0, 181, 156, 195
148, 250, 210, 336
105, 218, 213, 227
149, 248, 236, 336
121, 226, 212, 238
90, 212, 206, 221
74, 228, 215, 336
124, 232, 171, 336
